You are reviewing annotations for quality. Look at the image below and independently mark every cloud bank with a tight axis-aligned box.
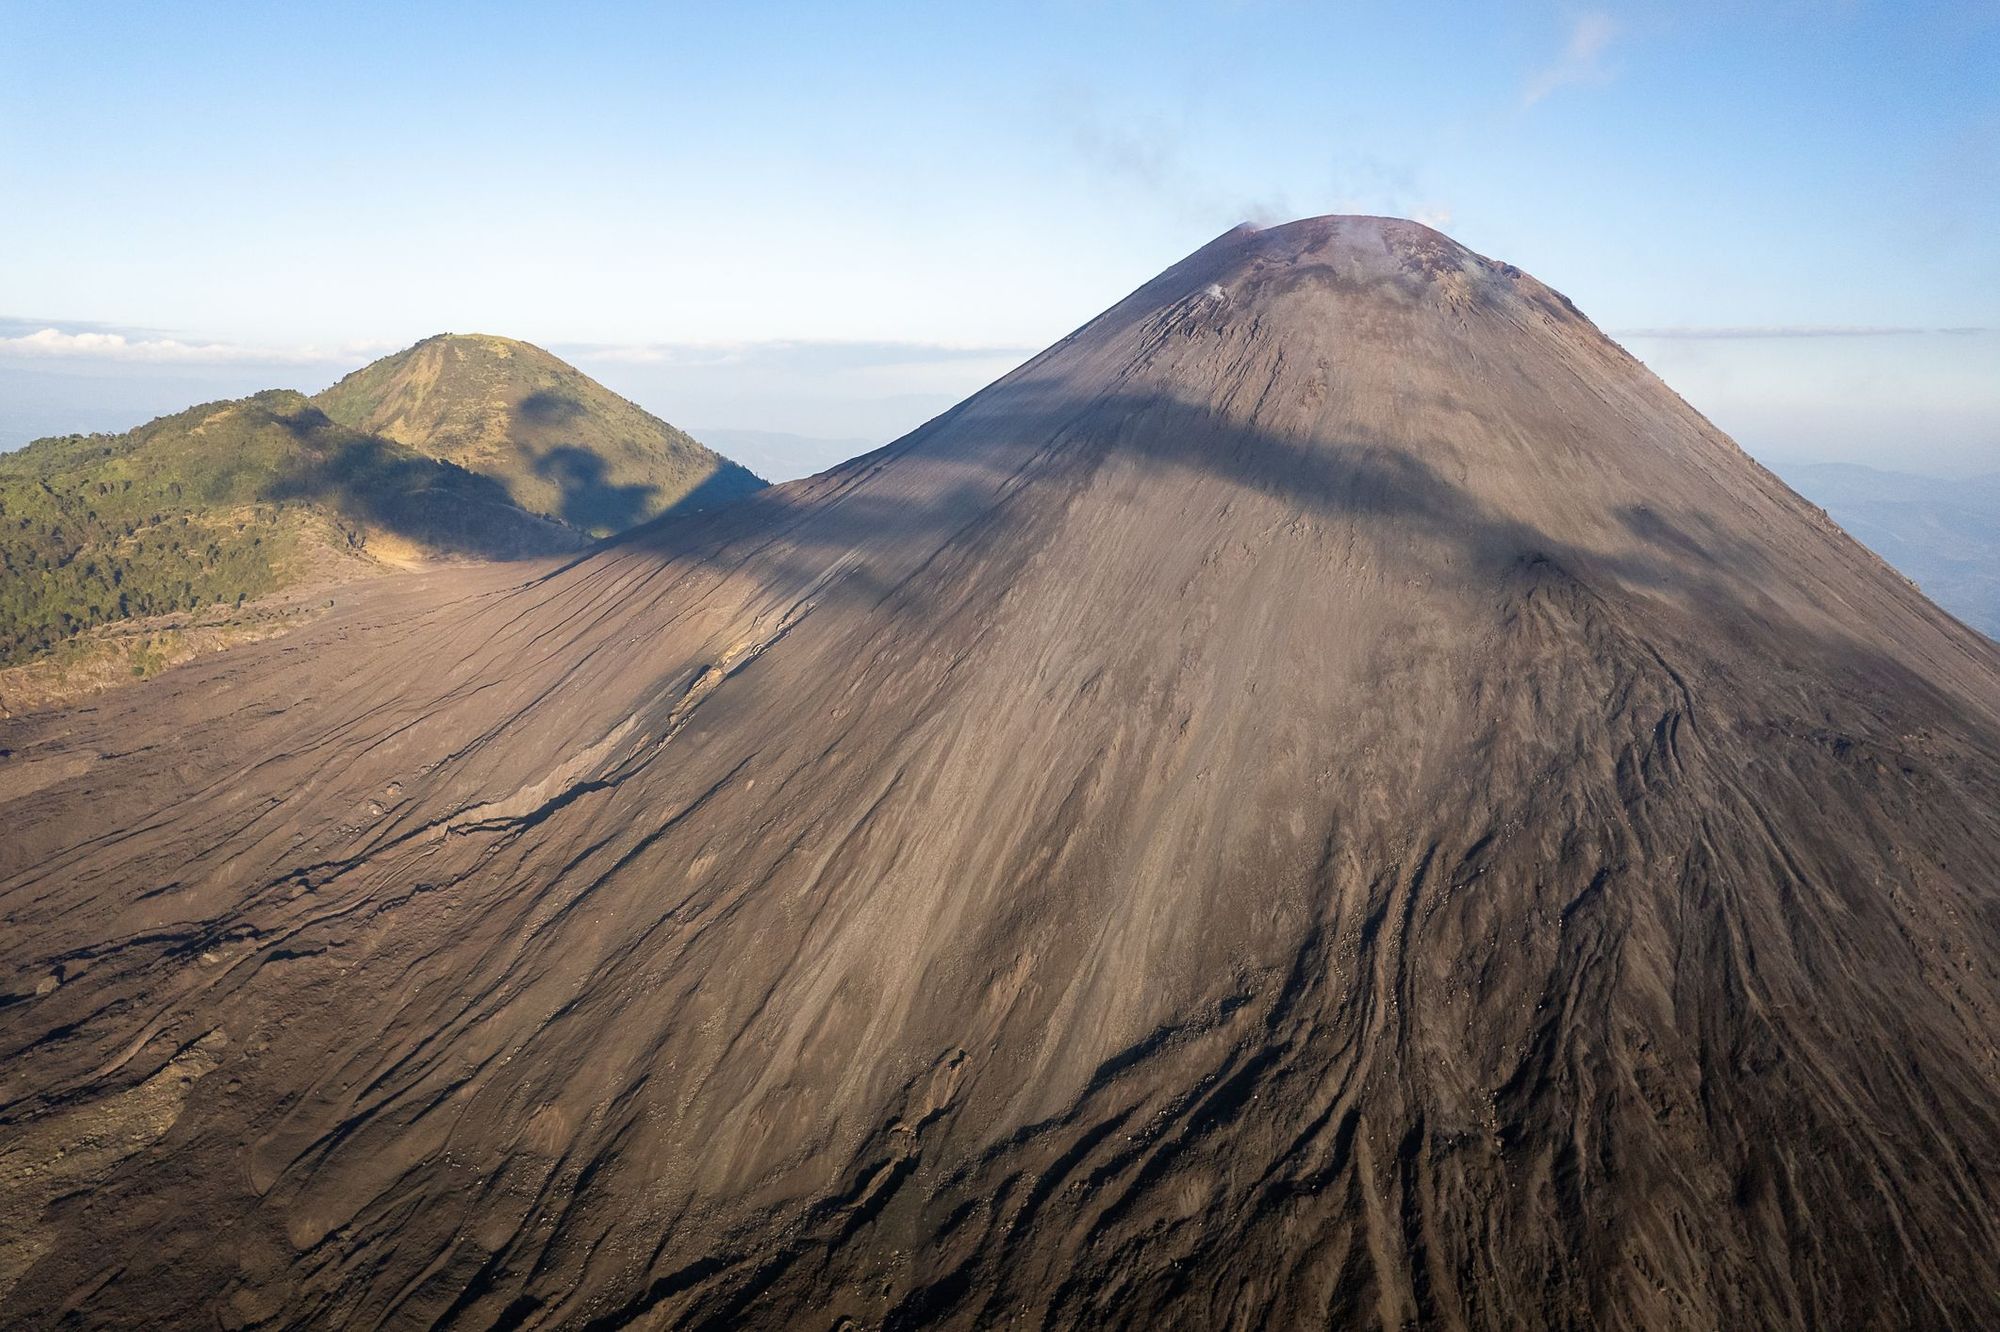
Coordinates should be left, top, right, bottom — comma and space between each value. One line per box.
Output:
0, 326, 366, 365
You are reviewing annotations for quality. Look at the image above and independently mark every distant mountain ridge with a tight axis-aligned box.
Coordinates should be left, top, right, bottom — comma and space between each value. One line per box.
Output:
314, 334, 764, 535
1778, 461, 2000, 638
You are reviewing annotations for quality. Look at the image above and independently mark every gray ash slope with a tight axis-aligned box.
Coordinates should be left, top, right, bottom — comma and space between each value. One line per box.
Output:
3, 216, 1999, 1330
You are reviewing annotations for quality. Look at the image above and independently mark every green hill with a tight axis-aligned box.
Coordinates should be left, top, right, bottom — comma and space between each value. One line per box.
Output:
314, 333, 765, 535
0, 339, 767, 693
0, 390, 580, 669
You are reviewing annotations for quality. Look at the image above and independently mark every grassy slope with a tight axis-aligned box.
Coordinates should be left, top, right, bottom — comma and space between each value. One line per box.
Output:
314, 334, 766, 536
0, 391, 579, 668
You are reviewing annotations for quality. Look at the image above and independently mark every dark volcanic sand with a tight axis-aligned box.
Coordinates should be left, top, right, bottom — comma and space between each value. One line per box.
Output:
3, 217, 1999, 1330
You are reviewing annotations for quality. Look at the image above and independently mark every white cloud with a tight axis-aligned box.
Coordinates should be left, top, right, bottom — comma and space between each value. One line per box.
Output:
0, 326, 350, 365
1523, 13, 1617, 107
561, 341, 739, 367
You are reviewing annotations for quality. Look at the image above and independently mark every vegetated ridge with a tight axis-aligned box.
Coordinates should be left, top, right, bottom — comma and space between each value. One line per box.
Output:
1, 217, 1997, 1330
313, 333, 765, 536
0, 339, 764, 692
0, 390, 573, 669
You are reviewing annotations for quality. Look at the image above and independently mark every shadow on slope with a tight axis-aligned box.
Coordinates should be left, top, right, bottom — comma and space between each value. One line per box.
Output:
609, 379, 2000, 729
258, 404, 581, 561
531, 445, 659, 534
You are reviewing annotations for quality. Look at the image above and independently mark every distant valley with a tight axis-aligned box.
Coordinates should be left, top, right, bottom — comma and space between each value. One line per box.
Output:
1776, 461, 2000, 639
688, 426, 880, 484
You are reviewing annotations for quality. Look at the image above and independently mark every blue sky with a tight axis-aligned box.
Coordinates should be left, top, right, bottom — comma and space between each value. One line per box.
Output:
2, 0, 1995, 476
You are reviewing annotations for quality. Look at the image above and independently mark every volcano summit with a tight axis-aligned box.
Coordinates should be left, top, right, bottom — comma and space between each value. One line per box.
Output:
2, 217, 1997, 1330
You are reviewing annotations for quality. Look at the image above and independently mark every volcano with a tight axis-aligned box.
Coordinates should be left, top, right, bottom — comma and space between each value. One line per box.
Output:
3, 217, 1998, 1330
